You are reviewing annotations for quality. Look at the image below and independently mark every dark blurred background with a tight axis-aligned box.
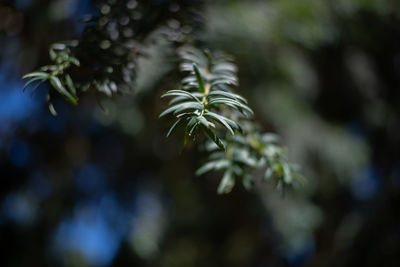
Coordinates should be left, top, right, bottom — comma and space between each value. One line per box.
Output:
1, 0, 400, 266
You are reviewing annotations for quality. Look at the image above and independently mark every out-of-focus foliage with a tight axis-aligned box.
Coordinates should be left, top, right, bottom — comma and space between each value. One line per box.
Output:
198, 130, 302, 194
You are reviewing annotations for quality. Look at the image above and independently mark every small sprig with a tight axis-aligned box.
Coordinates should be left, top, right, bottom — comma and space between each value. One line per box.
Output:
22, 43, 79, 115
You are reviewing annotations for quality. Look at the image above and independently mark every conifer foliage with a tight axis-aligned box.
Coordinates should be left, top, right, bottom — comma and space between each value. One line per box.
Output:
22, 0, 300, 194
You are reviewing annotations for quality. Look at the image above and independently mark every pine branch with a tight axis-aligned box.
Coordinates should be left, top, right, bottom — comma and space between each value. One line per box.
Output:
161, 46, 302, 194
